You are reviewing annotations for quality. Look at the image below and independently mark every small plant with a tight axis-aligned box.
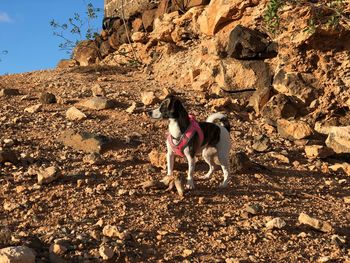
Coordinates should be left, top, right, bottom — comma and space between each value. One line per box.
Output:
263, 0, 285, 33
50, 2, 102, 54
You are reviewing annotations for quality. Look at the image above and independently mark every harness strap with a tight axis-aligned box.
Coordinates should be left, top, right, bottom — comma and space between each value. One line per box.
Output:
167, 115, 204, 157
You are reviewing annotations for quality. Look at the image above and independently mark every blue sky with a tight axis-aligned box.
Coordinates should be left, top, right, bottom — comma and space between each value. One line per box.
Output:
0, 0, 103, 75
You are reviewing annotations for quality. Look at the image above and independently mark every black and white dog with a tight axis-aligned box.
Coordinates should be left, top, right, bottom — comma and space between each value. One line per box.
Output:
149, 95, 231, 189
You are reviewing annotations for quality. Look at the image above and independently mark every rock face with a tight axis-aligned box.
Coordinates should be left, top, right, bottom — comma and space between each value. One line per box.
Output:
59, 130, 108, 153
104, 0, 157, 18
0, 246, 36, 263
227, 25, 277, 59
198, 0, 259, 36
73, 40, 99, 66
273, 70, 318, 105
325, 126, 350, 154
261, 94, 299, 125
277, 119, 313, 140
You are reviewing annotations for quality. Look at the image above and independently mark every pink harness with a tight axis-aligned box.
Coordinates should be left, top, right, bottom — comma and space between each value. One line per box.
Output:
167, 115, 204, 157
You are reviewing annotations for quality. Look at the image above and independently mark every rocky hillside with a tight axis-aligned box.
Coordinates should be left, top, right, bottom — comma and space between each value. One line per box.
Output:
0, 0, 350, 262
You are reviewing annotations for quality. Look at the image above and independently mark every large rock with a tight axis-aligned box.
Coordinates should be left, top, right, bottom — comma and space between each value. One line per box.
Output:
0, 150, 18, 164
227, 25, 277, 59
215, 58, 271, 91
277, 119, 313, 140
151, 12, 179, 42
79, 97, 113, 110
273, 69, 318, 105
248, 86, 271, 114
0, 88, 20, 97
261, 94, 299, 125
304, 145, 334, 159
0, 246, 35, 263
37, 166, 60, 185
104, 0, 157, 18
66, 107, 87, 121
73, 40, 99, 66
142, 9, 157, 32
99, 40, 115, 58
325, 126, 350, 154
198, 0, 259, 36
59, 130, 108, 153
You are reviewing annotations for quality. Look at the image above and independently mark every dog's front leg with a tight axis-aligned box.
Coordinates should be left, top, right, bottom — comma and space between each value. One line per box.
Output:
184, 147, 195, 189
166, 140, 175, 176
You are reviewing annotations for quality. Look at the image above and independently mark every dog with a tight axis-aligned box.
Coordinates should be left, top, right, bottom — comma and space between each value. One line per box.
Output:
149, 95, 231, 189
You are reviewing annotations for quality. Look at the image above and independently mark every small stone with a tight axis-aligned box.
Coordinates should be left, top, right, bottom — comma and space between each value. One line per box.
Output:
304, 145, 334, 159
269, 152, 290, 163
0, 150, 18, 164
91, 84, 106, 97
79, 97, 113, 110
3, 138, 15, 147
265, 217, 286, 230
66, 107, 87, 121
331, 235, 346, 247
102, 225, 121, 238
298, 213, 333, 233
344, 196, 350, 204
329, 163, 350, 176
182, 249, 193, 258
0, 228, 11, 244
0, 88, 20, 97
37, 166, 60, 185
244, 204, 262, 215
24, 104, 42, 113
141, 91, 156, 106
148, 150, 166, 169
126, 101, 137, 114
325, 126, 350, 154
40, 92, 56, 104
49, 243, 67, 255
99, 246, 114, 260
83, 153, 102, 165
0, 246, 35, 263
252, 135, 270, 152
3, 200, 19, 211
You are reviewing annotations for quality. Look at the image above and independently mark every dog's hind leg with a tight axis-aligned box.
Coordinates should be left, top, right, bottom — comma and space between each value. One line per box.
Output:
202, 147, 216, 179
184, 147, 196, 189
166, 140, 175, 176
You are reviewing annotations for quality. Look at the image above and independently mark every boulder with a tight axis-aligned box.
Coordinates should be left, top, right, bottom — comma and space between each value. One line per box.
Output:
227, 25, 277, 59
261, 94, 299, 125
198, 0, 259, 36
0, 246, 35, 263
325, 126, 350, 154
59, 130, 108, 153
73, 40, 99, 66
277, 119, 313, 140
273, 69, 318, 105
131, 32, 148, 43
151, 12, 179, 42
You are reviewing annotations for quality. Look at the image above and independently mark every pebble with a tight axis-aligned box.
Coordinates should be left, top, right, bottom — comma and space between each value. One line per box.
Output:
265, 217, 286, 230
24, 104, 42, 113
99, 245, 114, 260
244, 204, 262, 215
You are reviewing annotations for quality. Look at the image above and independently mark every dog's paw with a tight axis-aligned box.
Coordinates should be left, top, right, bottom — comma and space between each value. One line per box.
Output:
186, 180, 195, 189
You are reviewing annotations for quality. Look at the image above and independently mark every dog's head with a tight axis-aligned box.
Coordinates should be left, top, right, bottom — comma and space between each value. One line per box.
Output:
148, 94, 186, 119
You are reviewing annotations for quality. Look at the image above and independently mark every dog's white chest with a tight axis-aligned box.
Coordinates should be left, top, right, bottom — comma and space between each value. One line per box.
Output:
168, 118, 181, 140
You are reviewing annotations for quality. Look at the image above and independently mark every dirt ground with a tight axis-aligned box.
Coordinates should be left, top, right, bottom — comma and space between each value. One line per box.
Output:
0, 66, 349, 262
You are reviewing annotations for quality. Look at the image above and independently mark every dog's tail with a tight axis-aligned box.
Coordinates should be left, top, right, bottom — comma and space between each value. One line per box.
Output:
206, 113, 230, 132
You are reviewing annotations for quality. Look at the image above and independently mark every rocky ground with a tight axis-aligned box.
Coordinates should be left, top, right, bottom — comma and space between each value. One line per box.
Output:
0, 65, 349, 262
